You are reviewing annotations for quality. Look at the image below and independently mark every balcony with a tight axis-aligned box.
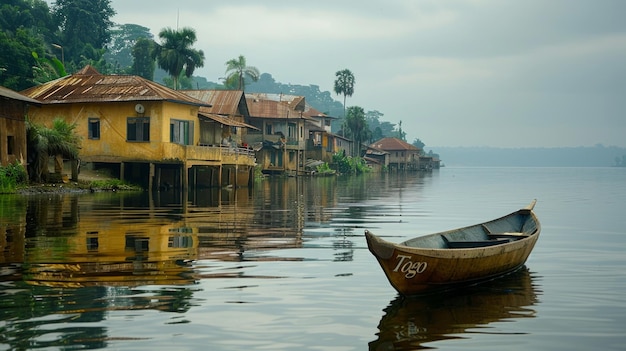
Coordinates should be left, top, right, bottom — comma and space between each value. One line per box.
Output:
162, 143, 256, 167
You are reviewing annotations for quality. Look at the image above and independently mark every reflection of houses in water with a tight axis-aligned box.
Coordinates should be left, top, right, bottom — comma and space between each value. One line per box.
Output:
187, 184, 306, 261
24, 219, 198, 288
0, 193, 197, 287
1, 171, 350, 287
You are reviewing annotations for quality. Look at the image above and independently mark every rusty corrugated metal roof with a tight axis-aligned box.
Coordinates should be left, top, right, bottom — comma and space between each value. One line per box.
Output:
198, 112, 259, 130
245, 93, 322, 121
181, 90, 248, 116
246, 97, 294, 118
20, 65, 209, 106
0, 86, 41, 105
370, 137, 421, 151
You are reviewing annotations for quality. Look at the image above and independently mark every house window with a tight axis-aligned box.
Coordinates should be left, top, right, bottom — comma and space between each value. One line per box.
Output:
127, 117, 150, 142
288, 123, 296, 138
266, 123, 272, 135
168, 236, 193, 248
88, 118, 100, 139
125, 235, 149, 252
86, 231, 99, 251
7, 136, 14, 155
170, 119, 192, 145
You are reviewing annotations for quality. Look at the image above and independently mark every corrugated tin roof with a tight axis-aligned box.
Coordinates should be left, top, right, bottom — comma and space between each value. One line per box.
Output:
370, 137, 421, 151
0, 85, 41, 105
198, 112, 259, 130
181, 90, 247, 115
246, 96, 294, 118
245, 93, 321, 122
20, 65, 209, 106
246, 92, 332, 119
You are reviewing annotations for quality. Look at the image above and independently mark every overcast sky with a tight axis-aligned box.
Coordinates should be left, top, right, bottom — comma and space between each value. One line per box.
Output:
57, 0, 626, 148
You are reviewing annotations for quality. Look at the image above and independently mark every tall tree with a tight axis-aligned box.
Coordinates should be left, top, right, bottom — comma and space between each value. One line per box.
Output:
153, 27, 204, 90
105, 23, 153, 73
0, 0, 56, 90
333, 69, 355, 118
225, 55, 260, 90
366, 110, 396, 141
130, 37, 155, 79
51, 0, 116, 70
345, 106, 368, 157
412, 138, 425, 149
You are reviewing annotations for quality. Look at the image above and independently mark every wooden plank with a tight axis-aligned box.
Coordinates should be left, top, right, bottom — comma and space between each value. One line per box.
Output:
442, 236, 511, 248
488, 232, 530, 240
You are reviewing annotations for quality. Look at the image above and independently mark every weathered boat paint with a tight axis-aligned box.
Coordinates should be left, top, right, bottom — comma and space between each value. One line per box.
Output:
365, 200, 541, 295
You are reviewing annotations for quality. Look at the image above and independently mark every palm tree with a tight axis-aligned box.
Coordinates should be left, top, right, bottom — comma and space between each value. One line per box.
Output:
333, 69, 355, 118
154, 27, 204, 90
225, 55, 260, 90
27, 118, 81, 183
345, 106, 368, 157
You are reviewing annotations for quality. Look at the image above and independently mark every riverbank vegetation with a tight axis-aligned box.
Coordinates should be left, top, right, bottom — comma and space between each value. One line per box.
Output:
0, 162, 28, 194
332, 152, 370, 175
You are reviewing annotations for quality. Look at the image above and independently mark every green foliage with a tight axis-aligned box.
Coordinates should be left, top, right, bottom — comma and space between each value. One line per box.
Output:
333, 68, 355, 118
51, 0, 116, 66
130, 37, 156, 79
0, 162, 28, 194
0, 28, 46, 90
412, 138, 425, 149
89, 178, 124, 189
154, 27, 204, 90
315, 162, 334, 174
162, 71, 195, 90
253, 165, 265, 180
27, 118, 82, 183
225, 55, 260, 90
331, 152, 370, 175
396, 120, 407, 141
105, 24, 153, 72
366, 110, 397, 142
344, 106, 369, 156
32, 51, 67, 83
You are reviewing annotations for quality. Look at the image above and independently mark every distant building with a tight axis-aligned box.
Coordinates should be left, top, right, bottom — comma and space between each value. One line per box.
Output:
368, 137, 422, 171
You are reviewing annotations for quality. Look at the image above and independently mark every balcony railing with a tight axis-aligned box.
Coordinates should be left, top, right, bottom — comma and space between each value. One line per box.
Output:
162, 143, 256, 166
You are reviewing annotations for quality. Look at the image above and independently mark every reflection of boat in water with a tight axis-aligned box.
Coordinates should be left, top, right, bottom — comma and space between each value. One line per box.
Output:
369, 267, 540, 350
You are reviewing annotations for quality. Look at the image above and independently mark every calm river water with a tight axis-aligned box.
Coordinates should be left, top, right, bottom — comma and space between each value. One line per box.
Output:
1, 167, 625, 350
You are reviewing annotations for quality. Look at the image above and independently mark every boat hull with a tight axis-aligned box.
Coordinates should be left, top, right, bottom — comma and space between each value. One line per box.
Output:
365, 202, 541, 295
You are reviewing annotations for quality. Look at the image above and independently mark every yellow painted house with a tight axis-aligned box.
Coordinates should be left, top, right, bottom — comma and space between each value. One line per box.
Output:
21, 66, 256, 189
0, 86, 40, 168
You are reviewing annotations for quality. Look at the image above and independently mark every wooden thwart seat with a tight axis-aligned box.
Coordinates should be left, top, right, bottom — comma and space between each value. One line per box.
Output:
487, 232, 530, 240
442, 236, 511, 249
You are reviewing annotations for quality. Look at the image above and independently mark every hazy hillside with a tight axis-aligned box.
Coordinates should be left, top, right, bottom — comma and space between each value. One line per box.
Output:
435, 145, 626, 167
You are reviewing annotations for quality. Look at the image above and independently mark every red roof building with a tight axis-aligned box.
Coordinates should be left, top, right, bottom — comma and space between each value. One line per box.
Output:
368, 137, 422, 171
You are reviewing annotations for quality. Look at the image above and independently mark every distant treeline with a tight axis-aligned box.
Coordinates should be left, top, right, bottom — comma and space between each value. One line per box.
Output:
434, 145, 626, 167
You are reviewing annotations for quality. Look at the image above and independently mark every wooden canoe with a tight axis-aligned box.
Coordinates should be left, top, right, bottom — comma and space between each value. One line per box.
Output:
365, 200, 541, 295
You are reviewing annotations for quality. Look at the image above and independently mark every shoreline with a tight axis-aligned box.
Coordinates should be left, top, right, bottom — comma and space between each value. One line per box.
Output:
14, 169, 142, 195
